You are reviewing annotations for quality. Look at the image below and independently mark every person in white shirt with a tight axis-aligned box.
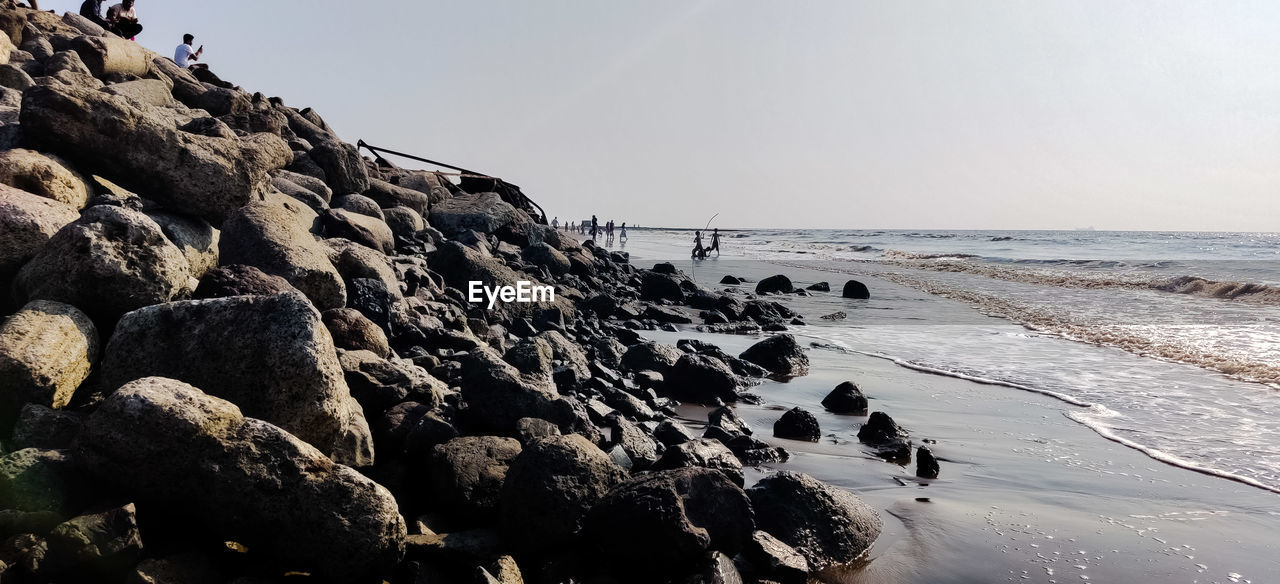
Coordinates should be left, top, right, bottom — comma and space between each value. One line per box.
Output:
174, 34, 234, 89
105, 0, 142, 38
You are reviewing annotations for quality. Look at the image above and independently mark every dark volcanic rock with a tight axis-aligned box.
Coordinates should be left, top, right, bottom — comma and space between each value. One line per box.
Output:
708, 406, 752, 437
76, 377, 406, 580
742, 530, 809, 584
755, 274, 793, 295
739, 334, 809, 378
323, 308, 391, 357
842, 279, 871, 299
654, 419, 697, 447
620, 341, 683, 373
857, 411, 912, 461
916, 446, 940, 479
821, 381, 868, 415
0, 448, 83, 515
773, 407, 821, 441
194, 264, 296, 299
11, 405, 83, 450
45, 503, 143, 575
583, 467, 755, 572
719, 275, 741, 285
806, 282, 830, 292
429, 436, 523, 523
499, 434, 626, 554
429, 192, 517, 237
654, 438, 744, 486
665, 354, 741, 405
747, 471, 882, 570
640, 271, 686, 302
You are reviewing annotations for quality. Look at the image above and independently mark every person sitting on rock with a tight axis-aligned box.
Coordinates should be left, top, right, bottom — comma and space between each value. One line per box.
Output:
80, 0, 109, 28
174, 34, 235, 89
105, 0, 142, 39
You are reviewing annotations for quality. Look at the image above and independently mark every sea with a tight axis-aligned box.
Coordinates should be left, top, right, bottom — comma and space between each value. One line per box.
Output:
625, 228, 1280, 497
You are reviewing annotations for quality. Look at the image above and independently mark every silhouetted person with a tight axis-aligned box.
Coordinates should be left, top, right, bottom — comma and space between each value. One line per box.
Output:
591, 215, 598, 241
619, 222, 627, 241
80, 0, 109, 28
175, 34, 234, 89
105, 0, 142, 38
708, 228, 720, 255
551, 216, 559, 229
692, 231, 706, 259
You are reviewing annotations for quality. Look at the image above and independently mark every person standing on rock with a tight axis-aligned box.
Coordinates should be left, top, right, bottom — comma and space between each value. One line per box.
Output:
174, 34, 235, 89
106, 0, 142, 39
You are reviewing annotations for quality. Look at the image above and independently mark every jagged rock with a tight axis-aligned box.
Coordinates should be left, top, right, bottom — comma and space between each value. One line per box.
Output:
640, 271, 686, 302
655, 419, 696, 447
270, 174, 326, 211
364, 177, 429, 215
916, 446, 940, 479
428, 436, 522, 523
0, 448, 82, 514
429, 192, 517, 237
620, 341, 682, 373
324, 208, 394, 254
666, 354, 741, 405
708, 407, 752, 437
606, 414, 661, 470
821, 381, 868, 414
0, 532, 50, 576
583, 467, 755, 572
654, 438, 744, 486
0, 300, 98, 417
15, 205, 193, 321
773, 408, 820, 441
0, 184, 81, 273
747, 471, 881, 570
523, 242, 571, 275
505, 337, 554, 377
45, 503, 142, 573
806, 282, 830, 292
738, 334, 809, 379
755, 275, 793, 295
193, 264, 295, 299
11, 405, 82, 450
684, 551, 742, 584
44, 50, 91, 77
857, 411, 907, 446
102, 78, 174, 107
129, 552, 219, 584
309, 139, 368, 194
842, 280, 870, 299
499, 434, 626, 554
337, 349, 447, 413
514, 417, 560, 446
742, 530, 809, 584
719, 275, 741, 285
145, 210, 220, 279
20, 83, 292, 223
324, 238, 402, 302
98, 292, 373, 466
431, 241, 572, 319
150, 56, 206, 105
0, 148, 89, 208
460, 346, 560, 432
323, 308, 390, 358
76, 377, 406, 580
219, 200, 346, 310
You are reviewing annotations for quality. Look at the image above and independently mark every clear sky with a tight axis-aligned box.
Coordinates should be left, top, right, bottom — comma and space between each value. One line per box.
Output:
65, 0, 1280, 231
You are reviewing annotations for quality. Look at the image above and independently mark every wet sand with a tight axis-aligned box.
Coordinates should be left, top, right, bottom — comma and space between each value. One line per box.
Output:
615, 232, 1279, 584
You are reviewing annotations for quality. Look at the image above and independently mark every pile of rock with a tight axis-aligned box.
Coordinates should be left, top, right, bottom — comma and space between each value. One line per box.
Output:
0, 3, 884, 583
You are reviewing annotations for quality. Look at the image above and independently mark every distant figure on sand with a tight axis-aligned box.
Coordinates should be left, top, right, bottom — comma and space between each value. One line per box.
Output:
551, 217, 558, 229
692, 231, 706, 259
105, 0, 142, 38
174, 34, 234, 89
707, 228, 720, 256
620, 222, 627, 241
590, 215, 599, 241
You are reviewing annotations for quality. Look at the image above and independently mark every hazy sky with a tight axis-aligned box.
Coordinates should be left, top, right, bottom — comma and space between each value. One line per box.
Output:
71, 1, 1280, 230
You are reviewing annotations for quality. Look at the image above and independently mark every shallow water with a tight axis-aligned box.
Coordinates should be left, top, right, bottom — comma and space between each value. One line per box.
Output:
600, 228, 1280, 583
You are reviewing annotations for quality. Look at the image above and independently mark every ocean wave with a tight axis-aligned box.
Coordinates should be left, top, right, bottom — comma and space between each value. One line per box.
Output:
1153, 276, 1280, 302
883, 249, 980, 260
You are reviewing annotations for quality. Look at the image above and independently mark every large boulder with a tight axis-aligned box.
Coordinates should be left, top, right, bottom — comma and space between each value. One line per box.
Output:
0, 149, 90, 208
619, 341, 682, 373
97, 292, 373, 466
773, 407, 821, 441
583, 467, 755, 572
323, 208, 394, 254
746, 472, 881, 570
45, 503, 143, 574
20, 83, 291, 223
499, 434, 626, 554
193, 264, 295, 299
522, 242, 571, 275
69, 35, 149, 77
428, 436, 522, 523
76, 377, 406, 580
428, 192, 517, 237
755, 274, 793, 295
460, 346, 560, 432
102, 78, 175, 108
0, 301, 98, 419
308, 139, 368, 194
842, 280, 870, 299
145, 210, 220, 280
431, 241, 572, 319
0, 448, 83, 515
0, 184, 80, 274
219, 200, 346, 310
665, 354, 742, 405
363, 178, 429, 216
821, 381, 868, 415
14, 205, 194, 321
738, 334, 809, 378
654, 438, 744, 486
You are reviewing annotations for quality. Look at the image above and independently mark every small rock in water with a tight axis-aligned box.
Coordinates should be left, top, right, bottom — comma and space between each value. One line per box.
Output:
842, 279, 871, 299
720, 275, 742, 285
773, 407, 821, 442
806, 282, 831, 292
755, 274, 794, 295
916, 446, 940, 479
821, 381, 868, 414
820, 311, 847, 320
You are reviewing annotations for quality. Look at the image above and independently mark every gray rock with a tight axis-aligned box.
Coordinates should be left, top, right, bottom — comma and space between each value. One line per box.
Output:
654, 438, 744, 486
523, 242, 570, 275
323, 308, 390, 358
98, 292, 373, 466
102, 78, 174, 107
20, 83, 292, 223
606, 414, 661, 470
460, 346, 560, 432
620, 341, 683, 373
499, 434, 626, 554
0, 448, 82, 514
746, 471, 882, 570
335, 194, 385, 219
428, 192, 516, 237
363, 177, 430, 216
0, 149, 88, 208
383, 205, 426, 239
916, 446, 940, 479
309, 139, 368, 194
0, 184, 81, 274
504, 337, 554, 377
583, 467, 755, 572
323, 208, 394, 254
219, 200, 346, 310
15, 205, 193, 321
0, 300, 98, 417
193, 264, 295, 299
742, 530, 809, 584
666, 354, 741, 404
145, 210, 220, 280
431, 241, 572, 320
755, 275, 793, 295
76, 377, 406, 580
428, 436, 522, 523
273, 168, 333, 203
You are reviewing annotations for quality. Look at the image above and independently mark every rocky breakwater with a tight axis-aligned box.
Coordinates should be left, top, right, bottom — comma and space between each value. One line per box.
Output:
0, 3, 882, 583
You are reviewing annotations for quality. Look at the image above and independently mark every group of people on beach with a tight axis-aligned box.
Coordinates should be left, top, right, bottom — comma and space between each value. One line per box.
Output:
693, 228, 720, 259
551, 216, 628, 243
75, 1, 235, 88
